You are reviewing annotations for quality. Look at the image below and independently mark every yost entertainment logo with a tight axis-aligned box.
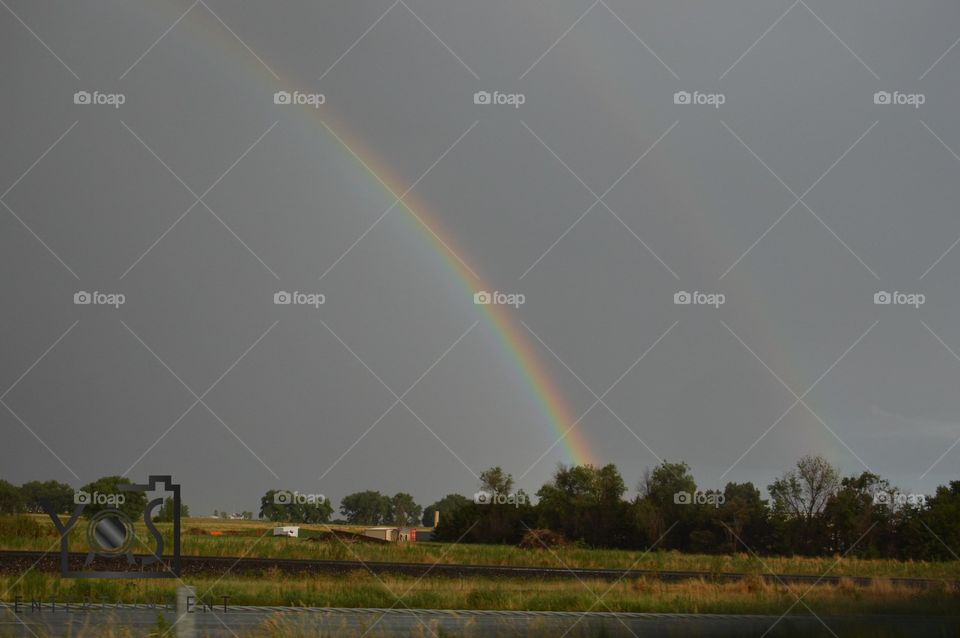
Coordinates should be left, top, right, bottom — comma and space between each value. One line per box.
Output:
42, 475, 181, 579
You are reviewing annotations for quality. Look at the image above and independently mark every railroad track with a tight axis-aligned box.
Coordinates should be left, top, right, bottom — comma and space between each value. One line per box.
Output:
0, 550, 949, 589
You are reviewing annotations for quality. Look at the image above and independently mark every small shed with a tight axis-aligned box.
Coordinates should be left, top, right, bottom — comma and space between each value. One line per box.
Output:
363, 527, 398, 542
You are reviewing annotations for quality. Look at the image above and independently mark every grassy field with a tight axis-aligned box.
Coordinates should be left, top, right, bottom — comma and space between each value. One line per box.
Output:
3, 569, 959, 616
2, 515, 959, 616
3, 516, 960, 581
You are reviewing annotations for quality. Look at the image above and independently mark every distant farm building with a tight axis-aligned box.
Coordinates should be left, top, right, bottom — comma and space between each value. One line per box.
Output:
363, 526, 435, 542
363, 527, 399, 542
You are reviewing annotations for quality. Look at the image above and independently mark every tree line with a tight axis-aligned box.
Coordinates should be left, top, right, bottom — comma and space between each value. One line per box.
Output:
0, 476, 188, 521
257, 489, 425, 527
4, 458, 958, 559
255, 460, 960, 560
436, 457, 960, 560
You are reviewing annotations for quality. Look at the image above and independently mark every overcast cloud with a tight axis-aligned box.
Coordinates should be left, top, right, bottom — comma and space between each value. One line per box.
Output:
2, 0, 960, 515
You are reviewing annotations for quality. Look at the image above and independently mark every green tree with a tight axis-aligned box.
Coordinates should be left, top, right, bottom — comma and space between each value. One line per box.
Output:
434, 497, 535, 545
389, 493, 422, 527
20, 480, 73, 514
79, 476, 147, 520
259, 490, 333, 523
422, 494, 470, 527
537, 464, 630, 547
339, 490, 391, 525
479, 467, 514, 495
822, 472, 894, 556
768, 455, 840, 519
259, 491, 287, 521
719, 482, 769, 553
640, 461, 696, 509
154, 496, 189, 522
768, 455, 840, 554
0, 480, 24, 514
299, 498, 334, 523
913, 482, 960, 560
637, 461, 698, 549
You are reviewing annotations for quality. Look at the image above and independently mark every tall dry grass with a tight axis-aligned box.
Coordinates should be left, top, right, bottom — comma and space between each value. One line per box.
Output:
3, 515, 960, 581
2, 570, 958, 615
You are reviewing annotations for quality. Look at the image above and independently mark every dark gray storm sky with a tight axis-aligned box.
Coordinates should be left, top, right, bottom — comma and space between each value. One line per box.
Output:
2, 0, 960, 515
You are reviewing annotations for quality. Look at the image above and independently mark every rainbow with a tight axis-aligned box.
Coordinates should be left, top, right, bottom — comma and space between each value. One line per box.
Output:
142, 3, 598, 466
317, 123, 598, 467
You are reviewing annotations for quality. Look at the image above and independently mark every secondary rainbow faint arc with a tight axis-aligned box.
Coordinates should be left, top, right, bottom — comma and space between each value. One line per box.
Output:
157, 3, 598, 467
